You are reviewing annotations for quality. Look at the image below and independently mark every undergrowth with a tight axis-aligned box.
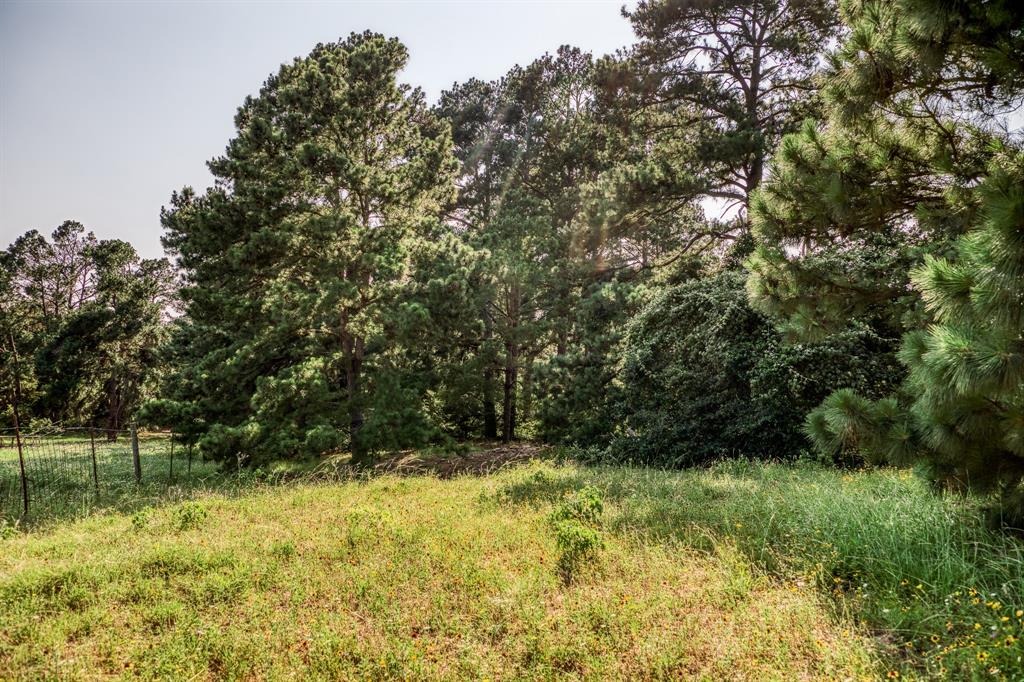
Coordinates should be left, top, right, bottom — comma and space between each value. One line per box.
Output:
497, 458, 1024, 679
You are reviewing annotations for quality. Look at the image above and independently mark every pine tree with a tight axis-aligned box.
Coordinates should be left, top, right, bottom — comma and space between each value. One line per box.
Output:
160, 33, 458, 465
439, 47, 610, 441
593, 0, 838, 238
750, 0, 1024, 522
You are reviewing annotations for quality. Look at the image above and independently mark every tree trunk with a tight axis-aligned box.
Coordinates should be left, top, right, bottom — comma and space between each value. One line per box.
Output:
483, 368, 499, 439
502, 343, 518, 443
744, 18, 765, 209
343, 328, 367, 465
105, 381, 120, 441
482, 307, 498, 439
520, 360, 533, 426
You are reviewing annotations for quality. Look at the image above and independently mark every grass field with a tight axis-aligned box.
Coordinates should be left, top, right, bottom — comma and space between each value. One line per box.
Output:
0, 433, 221, 524
1, 453, 1022, 680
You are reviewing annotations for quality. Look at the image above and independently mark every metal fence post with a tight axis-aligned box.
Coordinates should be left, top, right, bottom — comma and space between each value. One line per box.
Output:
131, 423, 141, 484
13, 406, 28, 518
168, 435, 174, 485
89, 427, 100, 497
9, 331, 29, 518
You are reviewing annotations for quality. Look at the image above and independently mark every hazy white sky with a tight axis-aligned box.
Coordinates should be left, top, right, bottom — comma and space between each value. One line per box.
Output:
1, 0, 636, 258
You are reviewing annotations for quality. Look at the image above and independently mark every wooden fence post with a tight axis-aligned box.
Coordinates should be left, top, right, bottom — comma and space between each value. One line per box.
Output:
131, 423, 141, 484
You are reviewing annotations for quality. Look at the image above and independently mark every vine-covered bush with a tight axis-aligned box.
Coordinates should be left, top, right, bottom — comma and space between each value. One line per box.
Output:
609, 271, 902, 466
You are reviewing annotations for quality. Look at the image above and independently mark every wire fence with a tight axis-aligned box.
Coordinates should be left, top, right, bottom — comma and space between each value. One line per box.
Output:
0, 426, 216, 524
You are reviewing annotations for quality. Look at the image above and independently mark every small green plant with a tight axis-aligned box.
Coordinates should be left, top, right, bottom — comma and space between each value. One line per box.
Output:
0, 518, 18, 539
173, 502, 208, 531
549, 486, 605, 583
714, 538, 757, 604
270, 540, 296, 559
130, 508, 153, 532
344, 506, 394, 549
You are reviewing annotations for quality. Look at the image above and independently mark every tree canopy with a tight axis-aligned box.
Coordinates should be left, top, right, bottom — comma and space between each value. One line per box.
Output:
6, 0, 1024, 524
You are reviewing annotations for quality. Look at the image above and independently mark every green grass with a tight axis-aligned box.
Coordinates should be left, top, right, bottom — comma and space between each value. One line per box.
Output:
0, 433, 222, 525
514, 458, 1024, 679
1, 455, 1021, 679
0, 460, 876, 681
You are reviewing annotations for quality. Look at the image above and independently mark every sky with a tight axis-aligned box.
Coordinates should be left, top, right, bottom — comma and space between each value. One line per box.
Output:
0, 0, 636, 259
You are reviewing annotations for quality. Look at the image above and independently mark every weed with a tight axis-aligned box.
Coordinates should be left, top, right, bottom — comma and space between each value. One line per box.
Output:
173, 502, 208, 530
270, 540, 296, 559
549, 486, 605, 583
0, 518, 17, 539
131, 508, 153, 532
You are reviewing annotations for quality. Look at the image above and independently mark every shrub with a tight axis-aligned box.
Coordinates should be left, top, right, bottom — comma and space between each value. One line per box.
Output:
548, 486, 605, 583
173, 502, 208, 531
610, 271, 901, 466
131, 508, 153, 532
0, 518, 18, 540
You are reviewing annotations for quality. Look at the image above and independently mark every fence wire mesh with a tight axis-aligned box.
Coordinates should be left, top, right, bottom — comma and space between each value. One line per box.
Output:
0, 427, 209, 523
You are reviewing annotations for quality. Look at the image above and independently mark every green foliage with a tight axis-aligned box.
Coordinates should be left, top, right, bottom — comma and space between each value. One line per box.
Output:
1, 223, 172, 430
0, 518, 18, 540
611, 271, 901, 466
158, 32, 462, 465
173, 502, 208, 531
438, 46, 612, 443
613, 271, 778, 465
807, 152, 1024, 523
535, 280, 646, 447
548, 486, 605, 583
750, 0, 1024, 521
131, 508, 153, 532
593, 0, 837, 239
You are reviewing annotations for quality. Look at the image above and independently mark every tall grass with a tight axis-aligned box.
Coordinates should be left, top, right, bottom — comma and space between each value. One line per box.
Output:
498, 459, 1024, 678
2, 450, 1021, 678
0, 470, 875, 680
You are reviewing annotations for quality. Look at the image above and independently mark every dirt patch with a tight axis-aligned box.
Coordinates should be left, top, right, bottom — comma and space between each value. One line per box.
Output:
373, 442, 549, 479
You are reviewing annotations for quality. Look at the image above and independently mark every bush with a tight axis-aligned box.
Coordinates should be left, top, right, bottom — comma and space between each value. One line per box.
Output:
131, 509, 153, 532
0, 518, 18, 540
610, 271, 902, 466
548, 486, 605, 583
173, 502, 208, 531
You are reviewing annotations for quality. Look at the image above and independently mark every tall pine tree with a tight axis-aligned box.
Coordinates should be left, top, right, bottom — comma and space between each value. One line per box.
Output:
749, 0, 1024, 523
160, 33, 458, 465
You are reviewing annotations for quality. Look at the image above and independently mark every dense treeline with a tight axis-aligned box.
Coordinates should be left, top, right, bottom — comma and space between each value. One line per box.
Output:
3, 0, 1023, 519
1, 222, 173, 436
